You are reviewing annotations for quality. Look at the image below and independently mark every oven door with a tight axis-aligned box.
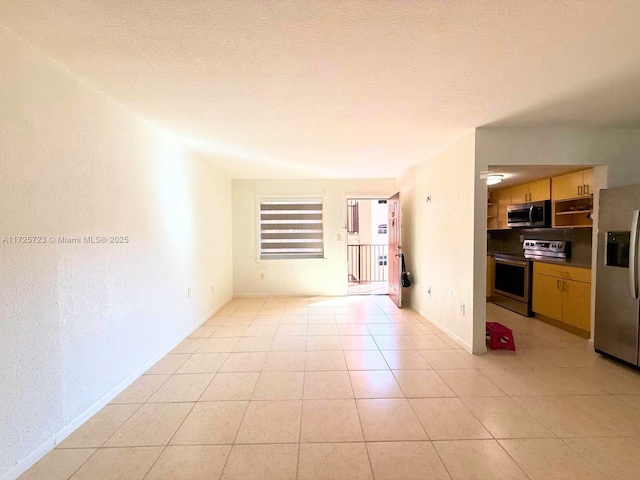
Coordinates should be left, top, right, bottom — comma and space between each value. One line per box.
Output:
493, 257, 530, 302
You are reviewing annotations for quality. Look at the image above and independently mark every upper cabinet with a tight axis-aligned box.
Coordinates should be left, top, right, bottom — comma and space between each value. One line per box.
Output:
497, 188, 511, 229
552, 168, 594, 201
509, 179, 551, 204
551, 168, 595, 228
510, 184, 529, 204
529, 179, 552, 202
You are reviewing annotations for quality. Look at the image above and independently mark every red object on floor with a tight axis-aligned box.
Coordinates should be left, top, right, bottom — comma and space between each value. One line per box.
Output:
486, 322, 516, 351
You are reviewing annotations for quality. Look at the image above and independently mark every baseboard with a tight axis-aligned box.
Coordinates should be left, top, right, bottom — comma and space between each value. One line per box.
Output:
403, 298, 473, 353
233, 292, 346, 298
1, 295, 233, 480
534, 313, 590, 339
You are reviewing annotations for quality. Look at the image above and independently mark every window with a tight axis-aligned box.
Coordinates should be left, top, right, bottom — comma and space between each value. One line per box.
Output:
347, 199, 359, 234
259, 198, 324, 259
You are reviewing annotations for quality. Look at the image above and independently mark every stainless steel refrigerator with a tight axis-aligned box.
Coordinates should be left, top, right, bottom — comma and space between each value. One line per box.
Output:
595, 183, 640, 365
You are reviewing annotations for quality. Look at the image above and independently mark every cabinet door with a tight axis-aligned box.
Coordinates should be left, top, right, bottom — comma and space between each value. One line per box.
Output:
552, 171, 583, 201
562, 280, 591, 332
532, 274, 563, 321
510, 184, 529, 204
529, 178, 551, 201
582, 168, 594, 196
497, 188, 511, 229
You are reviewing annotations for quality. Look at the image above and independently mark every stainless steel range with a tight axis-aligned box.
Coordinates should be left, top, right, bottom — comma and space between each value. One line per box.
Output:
493, 239, 570, 317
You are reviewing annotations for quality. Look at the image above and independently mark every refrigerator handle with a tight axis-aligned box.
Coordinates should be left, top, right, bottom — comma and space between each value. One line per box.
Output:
630, 209, 640, 299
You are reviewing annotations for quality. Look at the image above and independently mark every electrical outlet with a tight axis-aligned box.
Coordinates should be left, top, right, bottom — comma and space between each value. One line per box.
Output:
428, 287, 432, 295
519, 235, 525, 243
337, 233, 342, 241
460, 303, 465, 315
188, 287, 192, 298
260, 273, 264, 280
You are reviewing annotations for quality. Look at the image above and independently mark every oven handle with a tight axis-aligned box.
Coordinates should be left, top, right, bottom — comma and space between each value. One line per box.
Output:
494, 257, 530, 268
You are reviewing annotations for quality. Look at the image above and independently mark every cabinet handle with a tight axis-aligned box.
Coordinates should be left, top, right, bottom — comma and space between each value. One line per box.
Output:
562, 281, 567, 292
578, 185, 583, 196
557, 279, 561, 290
584, 184, 589, 195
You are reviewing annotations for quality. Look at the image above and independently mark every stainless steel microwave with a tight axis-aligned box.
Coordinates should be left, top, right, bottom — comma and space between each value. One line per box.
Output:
507, 200, 551, 228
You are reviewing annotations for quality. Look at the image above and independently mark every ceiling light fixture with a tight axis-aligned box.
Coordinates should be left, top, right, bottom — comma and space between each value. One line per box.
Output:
486, 174, 504, 186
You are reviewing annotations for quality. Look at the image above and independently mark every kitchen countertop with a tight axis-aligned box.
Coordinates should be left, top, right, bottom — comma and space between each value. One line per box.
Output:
488, 251, 592, 269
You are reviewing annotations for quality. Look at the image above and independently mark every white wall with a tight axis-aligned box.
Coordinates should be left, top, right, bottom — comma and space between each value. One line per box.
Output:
0, 30, 233, 478
232, 179, 395, 296
473, 127, 640, 346
397, 131, 477, 351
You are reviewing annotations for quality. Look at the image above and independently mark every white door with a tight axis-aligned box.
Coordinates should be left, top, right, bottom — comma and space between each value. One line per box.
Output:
388, 192, 402, 308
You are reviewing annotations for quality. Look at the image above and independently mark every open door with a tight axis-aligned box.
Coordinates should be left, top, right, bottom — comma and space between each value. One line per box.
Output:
388, 192, 402, 308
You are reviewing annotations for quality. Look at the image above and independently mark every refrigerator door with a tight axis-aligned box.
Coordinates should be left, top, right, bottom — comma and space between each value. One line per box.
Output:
595, 184, 640, 365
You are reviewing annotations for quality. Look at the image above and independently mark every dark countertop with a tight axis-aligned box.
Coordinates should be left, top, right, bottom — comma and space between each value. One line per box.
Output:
488, 251, 591, 269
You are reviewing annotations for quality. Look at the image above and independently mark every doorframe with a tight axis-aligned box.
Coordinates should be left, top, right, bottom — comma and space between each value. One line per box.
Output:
343, 194, 393, 296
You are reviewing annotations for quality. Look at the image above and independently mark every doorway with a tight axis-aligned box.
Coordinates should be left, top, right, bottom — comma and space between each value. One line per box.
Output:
346, 198, 389, 295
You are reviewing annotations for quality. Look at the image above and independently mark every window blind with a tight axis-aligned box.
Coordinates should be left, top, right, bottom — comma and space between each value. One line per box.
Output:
259, 199, 324, 259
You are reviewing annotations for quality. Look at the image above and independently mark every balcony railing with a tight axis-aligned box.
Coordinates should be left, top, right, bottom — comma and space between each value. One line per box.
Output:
347, 244, 388, 283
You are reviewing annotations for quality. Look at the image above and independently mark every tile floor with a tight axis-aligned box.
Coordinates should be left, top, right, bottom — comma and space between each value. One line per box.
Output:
18, 298, 640, 479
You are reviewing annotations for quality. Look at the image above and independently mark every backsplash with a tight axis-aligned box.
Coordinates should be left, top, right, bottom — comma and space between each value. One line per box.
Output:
488, 227, 593, 266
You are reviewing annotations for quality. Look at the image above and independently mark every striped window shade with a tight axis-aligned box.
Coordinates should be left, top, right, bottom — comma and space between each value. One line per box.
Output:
259, 199, 324, 259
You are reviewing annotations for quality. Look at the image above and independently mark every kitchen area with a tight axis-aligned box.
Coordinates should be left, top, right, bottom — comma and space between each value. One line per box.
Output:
486, 167, 596, 339
487, 165, 640, 369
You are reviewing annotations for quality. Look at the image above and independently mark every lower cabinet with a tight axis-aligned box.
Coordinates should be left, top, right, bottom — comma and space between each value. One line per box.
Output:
532, 274, 563, 320
532, 263, 591, 334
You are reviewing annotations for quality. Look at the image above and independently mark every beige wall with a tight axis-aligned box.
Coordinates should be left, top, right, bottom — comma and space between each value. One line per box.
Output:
232, 178, 395, 296
0, 30, 233, 478
397, 131, 477, 351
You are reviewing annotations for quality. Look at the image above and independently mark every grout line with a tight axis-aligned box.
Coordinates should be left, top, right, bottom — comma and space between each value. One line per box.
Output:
295, 366, 306, 478
218, 361, 263, 478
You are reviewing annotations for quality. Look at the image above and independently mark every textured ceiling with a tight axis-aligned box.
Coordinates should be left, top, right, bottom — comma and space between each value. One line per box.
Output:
3, 1, 640, 178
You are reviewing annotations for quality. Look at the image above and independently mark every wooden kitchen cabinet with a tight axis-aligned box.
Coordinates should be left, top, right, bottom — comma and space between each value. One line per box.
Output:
552, 168, 594, 200
497, 188, 511, 229
508, 179, 551, 204
510, 184, 530, 204
528, 178, 551, 202
561, 280, 592, 331
532, 273, 563, 320
553, 195, 594, 228
532, 262, 592, 336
